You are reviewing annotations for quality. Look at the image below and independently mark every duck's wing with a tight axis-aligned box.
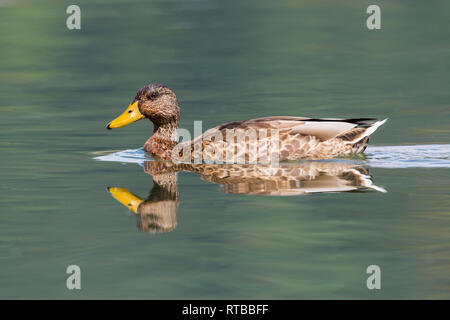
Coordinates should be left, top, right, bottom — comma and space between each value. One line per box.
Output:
176, 117, 386, 163
213, 117, 379, 141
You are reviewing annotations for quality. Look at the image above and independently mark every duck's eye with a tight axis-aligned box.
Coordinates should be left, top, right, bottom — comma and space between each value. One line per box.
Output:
128, 110, 132, 113
147, 92, 158, 99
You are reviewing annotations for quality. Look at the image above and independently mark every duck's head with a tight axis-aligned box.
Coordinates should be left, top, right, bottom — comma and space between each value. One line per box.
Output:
106, 84, 180, 130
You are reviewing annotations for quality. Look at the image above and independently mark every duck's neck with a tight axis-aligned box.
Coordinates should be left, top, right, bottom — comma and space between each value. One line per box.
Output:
153, 122, 178, 140
144, 121, 179, 159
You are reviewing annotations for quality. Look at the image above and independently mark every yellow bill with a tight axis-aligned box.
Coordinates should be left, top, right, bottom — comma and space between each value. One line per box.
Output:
107, 187, 144, 214
107, 101, 145, 129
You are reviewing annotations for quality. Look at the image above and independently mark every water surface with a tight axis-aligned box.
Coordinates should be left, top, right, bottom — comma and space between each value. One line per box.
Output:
1, 0, 450, 299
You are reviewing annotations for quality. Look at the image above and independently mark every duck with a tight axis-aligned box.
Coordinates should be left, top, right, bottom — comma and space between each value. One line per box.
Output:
106, 83, 387, 162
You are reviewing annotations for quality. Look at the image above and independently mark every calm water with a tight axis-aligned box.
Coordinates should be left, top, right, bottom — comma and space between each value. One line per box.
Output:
1, 0, 450, 299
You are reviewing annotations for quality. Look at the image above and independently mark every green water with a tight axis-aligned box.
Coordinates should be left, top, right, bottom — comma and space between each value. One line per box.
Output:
1, 0, 450, 299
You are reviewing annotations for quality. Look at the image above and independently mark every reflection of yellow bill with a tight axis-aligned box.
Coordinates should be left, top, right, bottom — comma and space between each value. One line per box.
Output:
107, 187, 143, 214
106, 101, 145, 129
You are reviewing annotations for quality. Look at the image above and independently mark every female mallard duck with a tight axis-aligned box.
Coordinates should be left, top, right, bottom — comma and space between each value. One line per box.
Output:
106, 84, 387, 162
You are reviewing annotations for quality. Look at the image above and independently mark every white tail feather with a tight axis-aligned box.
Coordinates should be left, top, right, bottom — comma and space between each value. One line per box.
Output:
346, 118, 388, 144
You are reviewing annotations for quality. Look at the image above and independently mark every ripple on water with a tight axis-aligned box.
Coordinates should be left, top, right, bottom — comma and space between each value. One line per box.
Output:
94, 144, 450, 169
365, 144, 450, 168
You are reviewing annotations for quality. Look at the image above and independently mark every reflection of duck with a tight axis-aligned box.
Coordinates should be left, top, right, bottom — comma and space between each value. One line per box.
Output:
184, 163, 385, 195
108, 169, 179, 234
108, 161, 385, 234
106, 84, 387, 161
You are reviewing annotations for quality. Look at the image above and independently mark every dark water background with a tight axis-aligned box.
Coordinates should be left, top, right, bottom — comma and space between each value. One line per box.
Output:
1, 0, 449, 299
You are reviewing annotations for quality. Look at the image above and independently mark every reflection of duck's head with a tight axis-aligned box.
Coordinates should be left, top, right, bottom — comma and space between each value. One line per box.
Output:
106, 84, 179, 130
108, 179, 179, 234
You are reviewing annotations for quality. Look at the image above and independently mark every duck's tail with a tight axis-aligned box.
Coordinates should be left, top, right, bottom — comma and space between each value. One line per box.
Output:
344, 118, 388, 144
